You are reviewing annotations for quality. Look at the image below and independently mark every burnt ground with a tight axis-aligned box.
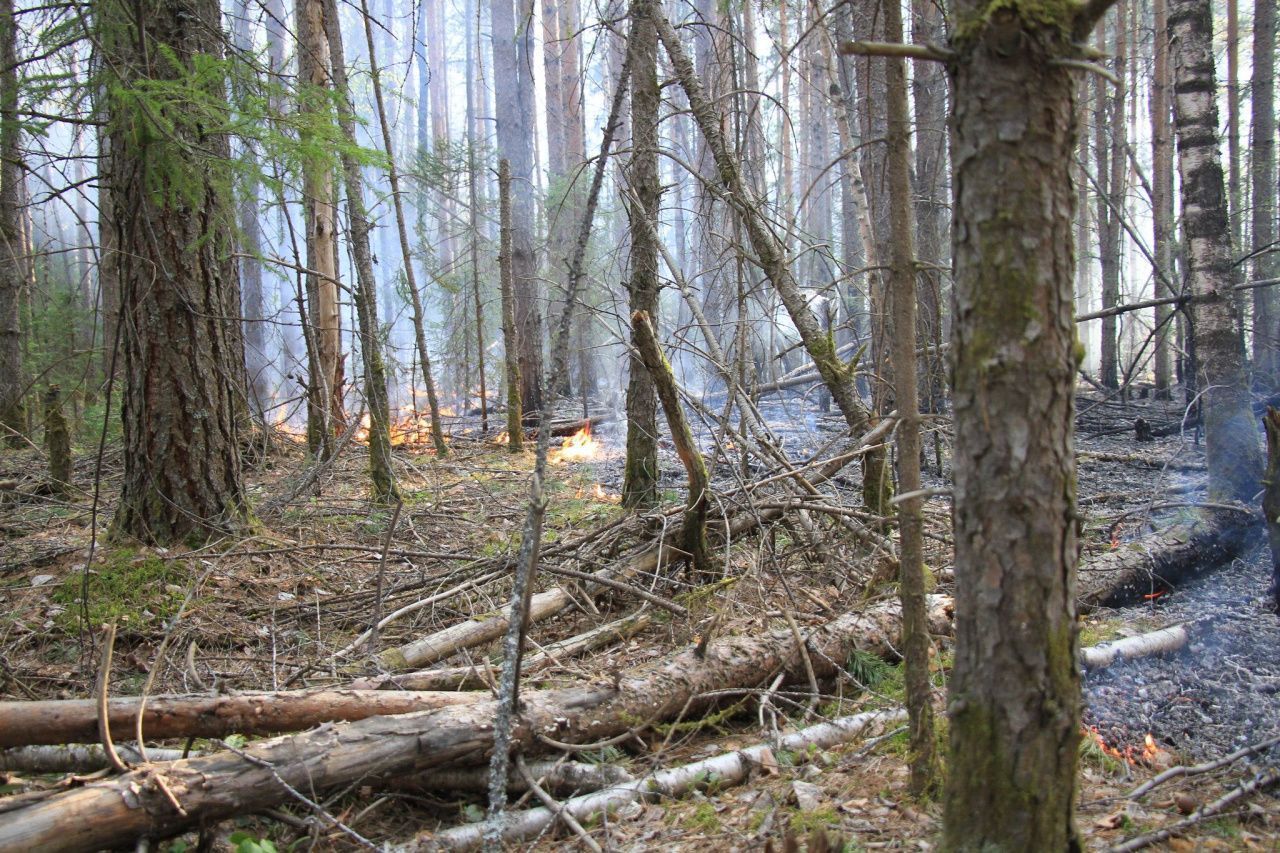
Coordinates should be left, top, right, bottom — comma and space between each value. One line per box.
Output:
0, 386, 1279, 850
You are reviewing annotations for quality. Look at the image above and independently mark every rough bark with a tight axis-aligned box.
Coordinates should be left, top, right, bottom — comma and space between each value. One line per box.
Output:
102, 0, 250, 543
0, 0, 24, 447
621, 1, 661, 508
0, 689, 480, 748
1250, 0, 1278, 384
1168, 0, 1263, 503
943, 0, 1105, 847
0, 600, 950, 851
42, 385, 70, 495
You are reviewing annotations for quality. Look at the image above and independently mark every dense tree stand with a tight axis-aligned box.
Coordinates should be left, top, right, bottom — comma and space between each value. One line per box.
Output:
100, 0, 250, 544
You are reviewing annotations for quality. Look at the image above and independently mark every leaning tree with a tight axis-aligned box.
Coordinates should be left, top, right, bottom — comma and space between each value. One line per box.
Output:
99, 0, 251, 543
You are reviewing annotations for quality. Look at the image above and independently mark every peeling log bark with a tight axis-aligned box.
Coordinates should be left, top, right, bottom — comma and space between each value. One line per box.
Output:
1077, 510, 1261, 610
0, 744, 191, 775
0, 689, 481, 748
0, 599, 951, 851
422, 709, 906, 850
1079, 624, 1190, 670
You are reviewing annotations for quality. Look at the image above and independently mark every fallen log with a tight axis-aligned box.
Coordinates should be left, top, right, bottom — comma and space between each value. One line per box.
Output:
0, 744, 191, 775
419, 708, 906, 851
393, 760, 635, 797
356, 611, 651, 691
1078, 623, 1190, 671
0, 597, 952, 851
0, 688, 481, 748
1077, 509, 1262, 610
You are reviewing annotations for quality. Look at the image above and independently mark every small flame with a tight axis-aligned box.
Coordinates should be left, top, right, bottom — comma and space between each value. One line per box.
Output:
1086, 727, 1166, 766
550, 425, 602, 464
591, 483, 620, 503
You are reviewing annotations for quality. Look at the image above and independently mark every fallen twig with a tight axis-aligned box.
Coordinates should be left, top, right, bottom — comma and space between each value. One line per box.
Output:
1109, 768, 1280, 852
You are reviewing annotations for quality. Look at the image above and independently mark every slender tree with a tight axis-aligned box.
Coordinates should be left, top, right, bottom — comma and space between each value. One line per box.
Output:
297, 0, 344, 457
621, 0, 661, 507
99, 0, 251, 543
1151, 0, 1175, 398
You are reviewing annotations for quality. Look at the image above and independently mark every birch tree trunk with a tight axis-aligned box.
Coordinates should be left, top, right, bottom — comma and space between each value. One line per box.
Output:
1168, 0, 1263, 503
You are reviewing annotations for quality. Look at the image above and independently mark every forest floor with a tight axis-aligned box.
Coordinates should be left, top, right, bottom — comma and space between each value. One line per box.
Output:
0, 388, 1277, 851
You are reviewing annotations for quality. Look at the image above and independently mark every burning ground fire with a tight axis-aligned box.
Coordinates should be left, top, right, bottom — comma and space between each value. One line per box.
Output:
1085, 726, 1169, 767
550, 425, 603, 464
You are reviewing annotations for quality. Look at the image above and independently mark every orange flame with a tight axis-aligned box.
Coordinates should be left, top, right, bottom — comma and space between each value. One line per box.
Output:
1086, 727, 1166, 766
550, 425, 602, 464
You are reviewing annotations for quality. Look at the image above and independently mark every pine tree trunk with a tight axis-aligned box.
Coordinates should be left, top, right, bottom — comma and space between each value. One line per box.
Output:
498, 160, 523, 451
943, 1, 1100, 845
1168, 0, 1263, 503
101, 0, 250, 544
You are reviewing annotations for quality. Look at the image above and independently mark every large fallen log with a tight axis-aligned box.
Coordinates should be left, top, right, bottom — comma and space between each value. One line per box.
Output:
420, 708, 906, 851
1077, 508, 1262, 610
0, 597, 951, 852
0, 688, 481, 748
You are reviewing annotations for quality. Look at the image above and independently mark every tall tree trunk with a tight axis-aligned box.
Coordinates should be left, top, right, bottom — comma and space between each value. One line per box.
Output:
1250, 0, 1277, 384
622, 0, 661, 508
911, 0, 947, 431
465, 0, 489, 431
231, 0, 269, 421
297, 0, 344, 457
498, 159, 523, 451
1151, 0, 1175, 398
491, 0, 543, 422
100, 0, 250, 543
0, 0, 24, 447
1168, 0, 1263, 503
882, 0, 935, 796
323, 0, 402, 501
942, 0, 1111, 844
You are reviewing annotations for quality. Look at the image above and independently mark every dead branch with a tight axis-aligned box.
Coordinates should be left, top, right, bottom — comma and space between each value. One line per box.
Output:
1109, 768, 1280, 853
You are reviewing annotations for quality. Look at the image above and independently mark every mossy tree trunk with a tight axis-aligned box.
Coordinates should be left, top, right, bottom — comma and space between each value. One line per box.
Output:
1168, 0, 1263, 504
631, 310, 711, 577
621, 0, 660, 508
100, 0, 250, 544
0, 0, 24, 448
943, 0, 1116, 846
